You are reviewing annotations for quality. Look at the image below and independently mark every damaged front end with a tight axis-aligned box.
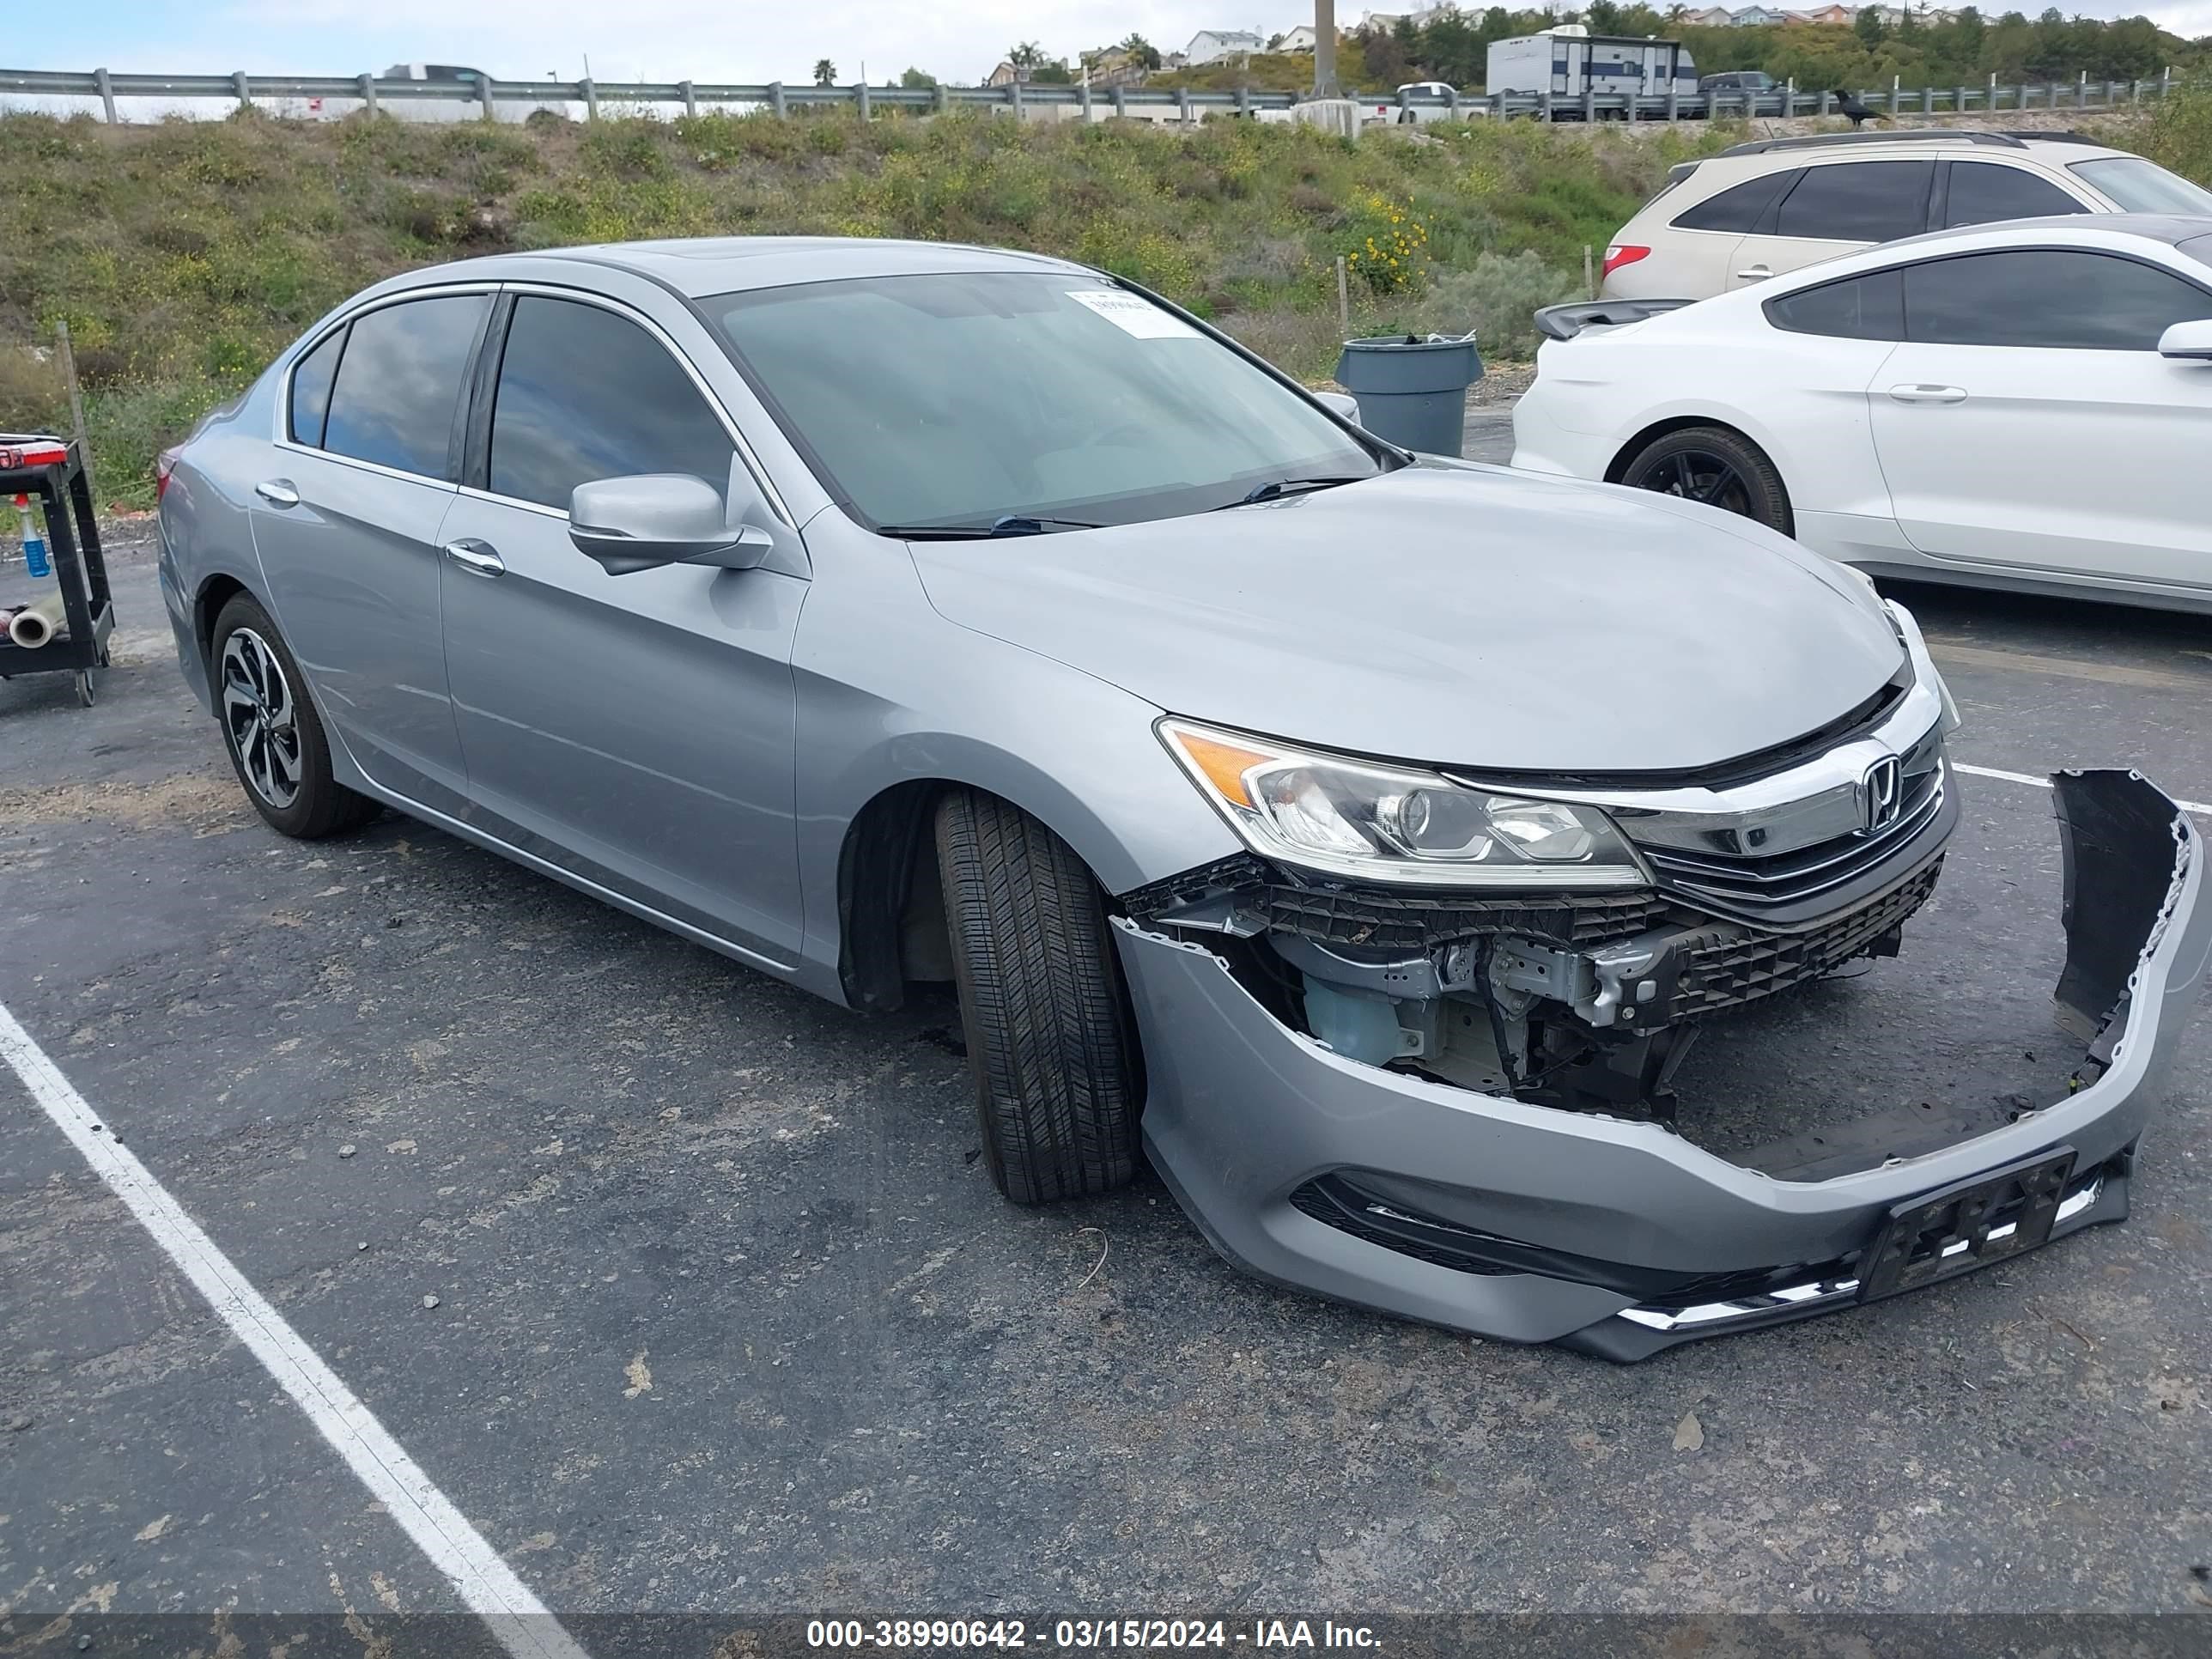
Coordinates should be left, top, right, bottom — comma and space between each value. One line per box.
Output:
1114, 769, 2209, 1356
1127, 695, 1954, 1126
1126, 852, 1942, 1122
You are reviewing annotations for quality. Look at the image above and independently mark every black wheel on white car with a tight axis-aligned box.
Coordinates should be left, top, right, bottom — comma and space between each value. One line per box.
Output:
934, 787, 1143, 1204
1620, 425, 1793, 536
210, 592, 380, 839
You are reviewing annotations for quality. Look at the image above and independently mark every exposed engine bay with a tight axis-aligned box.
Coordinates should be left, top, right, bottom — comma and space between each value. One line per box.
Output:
1120, 847, 1944, 1123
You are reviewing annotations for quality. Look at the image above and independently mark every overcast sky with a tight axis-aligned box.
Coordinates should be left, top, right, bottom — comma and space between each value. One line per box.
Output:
40, 0, 2212, 86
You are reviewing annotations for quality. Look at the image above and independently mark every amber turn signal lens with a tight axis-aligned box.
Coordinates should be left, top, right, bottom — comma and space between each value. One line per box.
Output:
1170, 729, 1272, 810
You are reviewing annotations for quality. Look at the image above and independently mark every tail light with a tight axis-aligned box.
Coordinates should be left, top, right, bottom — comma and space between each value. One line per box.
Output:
155, 447, 180, 503
1602, 244, 1650, 279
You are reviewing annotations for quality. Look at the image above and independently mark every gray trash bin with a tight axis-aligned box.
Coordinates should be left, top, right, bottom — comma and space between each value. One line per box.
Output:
1334, 333, 1483, 456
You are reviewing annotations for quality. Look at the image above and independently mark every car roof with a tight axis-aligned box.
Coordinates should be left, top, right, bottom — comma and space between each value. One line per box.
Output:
1873, 210, 2212, 257
410, 237, 1091, 300
1706, 130, 2124, 167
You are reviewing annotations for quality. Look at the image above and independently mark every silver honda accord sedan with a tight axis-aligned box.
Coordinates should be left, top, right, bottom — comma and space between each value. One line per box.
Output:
157, 236, 2209, 1357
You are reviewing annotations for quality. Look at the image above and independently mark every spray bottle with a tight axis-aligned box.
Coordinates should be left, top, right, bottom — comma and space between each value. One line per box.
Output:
13, 494, 50, 580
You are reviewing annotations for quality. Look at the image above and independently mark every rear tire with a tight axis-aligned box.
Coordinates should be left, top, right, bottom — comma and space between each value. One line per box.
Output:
934, 788, 1142, 1204
1620, 425, 1793, 536
210, 593, 380, 840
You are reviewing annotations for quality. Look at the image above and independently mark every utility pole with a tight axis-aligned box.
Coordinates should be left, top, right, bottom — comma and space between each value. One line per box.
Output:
1314, 0, 1339, 94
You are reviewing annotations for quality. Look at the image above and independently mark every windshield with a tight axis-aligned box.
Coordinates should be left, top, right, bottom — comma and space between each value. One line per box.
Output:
2069, 155, 2212, 216
709, 271, 1384, 532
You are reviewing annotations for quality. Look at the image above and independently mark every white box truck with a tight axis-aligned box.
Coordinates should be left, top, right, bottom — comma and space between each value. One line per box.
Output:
1486, 25, 1697, 114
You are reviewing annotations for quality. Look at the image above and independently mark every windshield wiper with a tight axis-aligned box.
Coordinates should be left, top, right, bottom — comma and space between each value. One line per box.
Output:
1220, 475, 1366, 509
878, 514, 1103, 540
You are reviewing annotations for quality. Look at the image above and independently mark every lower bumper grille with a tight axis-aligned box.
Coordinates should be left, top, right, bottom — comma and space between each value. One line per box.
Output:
1291, 1162, 2114, 1319
1665, 856, 1942, 1018
1290, 1170, 1843, 1303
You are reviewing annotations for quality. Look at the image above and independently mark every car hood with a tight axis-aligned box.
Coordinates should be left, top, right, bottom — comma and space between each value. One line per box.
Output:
906, 462, 1906, 775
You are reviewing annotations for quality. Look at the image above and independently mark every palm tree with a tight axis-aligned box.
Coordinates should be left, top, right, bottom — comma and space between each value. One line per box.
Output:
812, 58, 837, 87
1007, 40, 1048, 82
1119, 32, 1164, 70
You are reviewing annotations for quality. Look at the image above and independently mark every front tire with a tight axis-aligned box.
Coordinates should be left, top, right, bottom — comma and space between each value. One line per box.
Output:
1620, 425, 1793, 535
210, 593, 380, 839
934, 789, 1142, 1204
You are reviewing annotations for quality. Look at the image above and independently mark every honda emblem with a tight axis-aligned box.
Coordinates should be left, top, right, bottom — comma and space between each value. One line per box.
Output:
1859, 755, 1905, 834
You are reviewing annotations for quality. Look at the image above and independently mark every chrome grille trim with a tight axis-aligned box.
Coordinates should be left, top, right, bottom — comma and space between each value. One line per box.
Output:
1449, 682, 1950, 921
1642, 764, 1948, 910
1613, 1178, 2105, 1332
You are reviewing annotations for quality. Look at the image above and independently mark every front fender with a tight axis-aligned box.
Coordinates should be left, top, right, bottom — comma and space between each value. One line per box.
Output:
787, 520, 1243, 1002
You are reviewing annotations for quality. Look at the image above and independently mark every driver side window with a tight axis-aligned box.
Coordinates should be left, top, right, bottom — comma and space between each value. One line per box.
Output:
488, 296, 736, 512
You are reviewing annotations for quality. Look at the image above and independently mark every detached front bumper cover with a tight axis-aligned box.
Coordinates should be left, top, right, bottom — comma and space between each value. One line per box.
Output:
1114, 770, 2209, 1358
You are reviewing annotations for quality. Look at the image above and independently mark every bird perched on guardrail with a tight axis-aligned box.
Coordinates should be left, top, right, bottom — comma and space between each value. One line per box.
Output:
1833, 88, 1881, 128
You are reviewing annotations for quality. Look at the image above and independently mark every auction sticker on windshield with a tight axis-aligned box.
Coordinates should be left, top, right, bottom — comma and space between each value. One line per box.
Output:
1066, 289, 1200, 338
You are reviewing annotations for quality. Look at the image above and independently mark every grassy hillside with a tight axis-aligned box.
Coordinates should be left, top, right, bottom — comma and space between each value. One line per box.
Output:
0, 95, 2197, 507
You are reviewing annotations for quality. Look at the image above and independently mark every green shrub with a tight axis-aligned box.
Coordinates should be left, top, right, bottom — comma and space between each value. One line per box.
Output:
1417, 251, 1586, 362
581, 118, 671, 179
84, 378, 238, 508
0, 105, 2167, 503
2141, 79, 2212, 184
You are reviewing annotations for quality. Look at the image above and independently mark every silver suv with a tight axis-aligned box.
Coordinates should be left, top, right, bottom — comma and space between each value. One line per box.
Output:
1602, 128, 2212, 298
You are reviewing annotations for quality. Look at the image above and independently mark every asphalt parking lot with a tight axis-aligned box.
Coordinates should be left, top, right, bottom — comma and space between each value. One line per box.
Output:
4, 413, 2212, 1650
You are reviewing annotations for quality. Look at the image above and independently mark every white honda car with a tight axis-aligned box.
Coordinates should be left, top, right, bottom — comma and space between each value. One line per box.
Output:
1511, 214, 2212, 612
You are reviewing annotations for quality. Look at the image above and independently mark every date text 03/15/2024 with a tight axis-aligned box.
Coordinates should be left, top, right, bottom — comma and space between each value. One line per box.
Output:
805, 1619, 1383, 1650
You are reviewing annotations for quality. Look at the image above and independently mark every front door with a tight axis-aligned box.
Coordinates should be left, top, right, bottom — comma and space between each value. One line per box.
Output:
246, 290, 490, 814
1869, 246, 2212, 589
436, 290, 806, 965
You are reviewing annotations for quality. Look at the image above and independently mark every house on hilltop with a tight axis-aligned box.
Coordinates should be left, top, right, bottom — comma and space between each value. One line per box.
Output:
1182, 29, 1265, 64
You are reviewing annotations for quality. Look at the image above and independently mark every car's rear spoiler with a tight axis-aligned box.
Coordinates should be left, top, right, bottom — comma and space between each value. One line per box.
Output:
1534, 298, 1694, 343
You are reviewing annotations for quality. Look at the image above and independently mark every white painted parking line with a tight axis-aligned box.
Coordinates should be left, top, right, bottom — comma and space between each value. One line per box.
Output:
0, 1001, 591, 1659
1929, 641, 2212, 694
1955, 762, 2212, 818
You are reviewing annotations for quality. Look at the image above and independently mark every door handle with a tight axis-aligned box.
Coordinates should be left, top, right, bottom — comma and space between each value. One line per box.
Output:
1735, 264, 1772, 280
443, 538, 505, 577
1887, 384, 1968, 405
254, 479, 300, 507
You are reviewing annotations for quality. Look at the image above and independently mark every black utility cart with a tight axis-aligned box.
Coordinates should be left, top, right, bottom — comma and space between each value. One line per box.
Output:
0, 436, 113, 708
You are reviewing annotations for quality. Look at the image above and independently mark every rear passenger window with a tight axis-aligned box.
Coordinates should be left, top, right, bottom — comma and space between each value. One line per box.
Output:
488, 296, 736, 512
1765, 269, 1905, 340
321, 295, 489, 479
1673, 170, 1796, 233
1942, 162, 2086, 229
1774, 161, 1932, 243
288, 327, 345, 447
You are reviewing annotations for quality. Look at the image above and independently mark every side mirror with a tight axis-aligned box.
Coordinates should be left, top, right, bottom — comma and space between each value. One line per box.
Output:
1315, 390, 1362, 424
2159, 319, 2212, 362
568, 473, 771, 576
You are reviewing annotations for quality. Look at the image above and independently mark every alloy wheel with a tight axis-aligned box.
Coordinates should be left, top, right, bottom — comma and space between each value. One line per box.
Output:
1630, 449, 1756, 518
220, 628, 303, 810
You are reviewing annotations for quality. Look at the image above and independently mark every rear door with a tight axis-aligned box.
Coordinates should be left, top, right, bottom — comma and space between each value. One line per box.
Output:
434, 288, 807, 964
1869, 246, 2212, 587
1727, 159, 1934, 289
1610, 168, 1797, 299
249, 289, 490, 814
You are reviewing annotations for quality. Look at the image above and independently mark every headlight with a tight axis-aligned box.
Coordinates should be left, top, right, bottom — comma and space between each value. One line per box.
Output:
1884, 599, 1961, 737
1159, 719, 1648, 889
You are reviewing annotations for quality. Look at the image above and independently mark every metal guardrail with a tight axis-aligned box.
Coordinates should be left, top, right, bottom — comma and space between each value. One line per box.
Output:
0, 64, 2179, 125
